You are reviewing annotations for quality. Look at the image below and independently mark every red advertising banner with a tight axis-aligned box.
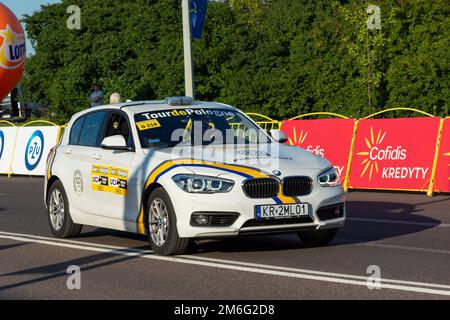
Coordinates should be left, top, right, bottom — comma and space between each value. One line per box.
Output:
434, 118, 450, 193
349, 117, 441, 191
281, 119, 355, 182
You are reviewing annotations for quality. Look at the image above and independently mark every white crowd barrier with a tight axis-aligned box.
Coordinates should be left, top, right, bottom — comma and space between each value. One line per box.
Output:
0, 122, 61, 177
0, 126, 18, 174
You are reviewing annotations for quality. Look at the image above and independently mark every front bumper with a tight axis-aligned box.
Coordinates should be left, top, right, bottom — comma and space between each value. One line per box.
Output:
164, 174, 346, 238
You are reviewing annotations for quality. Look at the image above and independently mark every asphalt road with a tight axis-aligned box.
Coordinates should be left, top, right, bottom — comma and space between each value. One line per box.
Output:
0, 176, 449, 300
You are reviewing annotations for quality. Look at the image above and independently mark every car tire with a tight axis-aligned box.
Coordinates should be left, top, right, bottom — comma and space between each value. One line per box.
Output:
146, 187, 191, 256
297, 228, 338, 246
47, 180, 82, 238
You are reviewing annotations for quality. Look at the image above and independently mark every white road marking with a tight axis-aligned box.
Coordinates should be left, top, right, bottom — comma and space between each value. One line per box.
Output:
1, 231, 450, 296
0, 230, 153, 252
348, 217, 450, 228
181, 255, 450, 289
338, 238, 450, 255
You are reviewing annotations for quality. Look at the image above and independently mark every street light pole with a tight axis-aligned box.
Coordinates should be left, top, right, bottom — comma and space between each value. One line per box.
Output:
182, 0, 194, 99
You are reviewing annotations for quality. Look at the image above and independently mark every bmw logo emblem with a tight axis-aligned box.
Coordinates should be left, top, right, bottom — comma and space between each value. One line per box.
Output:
272, 170, 282, 176
25, 130, 44, 171
0, 130, 4, 161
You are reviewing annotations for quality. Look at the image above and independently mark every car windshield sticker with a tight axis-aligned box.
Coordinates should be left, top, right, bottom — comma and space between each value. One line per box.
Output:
136, 119, 161, 131
138, 108, 236, 121
147, 138, 161, 144
91, 165, 129, 196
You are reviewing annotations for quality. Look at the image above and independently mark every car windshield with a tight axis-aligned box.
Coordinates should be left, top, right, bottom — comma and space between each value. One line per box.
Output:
134, 107, 271, 148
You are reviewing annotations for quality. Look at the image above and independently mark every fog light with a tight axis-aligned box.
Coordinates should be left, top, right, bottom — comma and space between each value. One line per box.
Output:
194, 215, 210, 226
334, 207, 342, 217
316, 204, 345, 221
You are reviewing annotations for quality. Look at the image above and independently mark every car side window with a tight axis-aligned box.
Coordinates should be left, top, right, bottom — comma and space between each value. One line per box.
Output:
78, 111, 107, 147
69, 116, 85, 145
103, 112, 134, 148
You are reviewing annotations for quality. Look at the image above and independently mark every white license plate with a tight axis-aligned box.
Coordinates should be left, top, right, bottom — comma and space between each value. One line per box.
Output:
256, 204, 309, 220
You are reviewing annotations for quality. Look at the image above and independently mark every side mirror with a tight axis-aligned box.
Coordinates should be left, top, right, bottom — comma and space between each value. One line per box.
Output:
101, 135, 132, 151
270, 129, 288, 144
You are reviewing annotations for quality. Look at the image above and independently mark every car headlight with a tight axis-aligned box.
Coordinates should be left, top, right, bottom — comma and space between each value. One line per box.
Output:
318, 167, 340, 187
172, 174, 235, 193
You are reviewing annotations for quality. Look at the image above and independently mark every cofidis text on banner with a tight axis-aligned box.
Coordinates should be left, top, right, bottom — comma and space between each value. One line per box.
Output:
349, 117, 441, 191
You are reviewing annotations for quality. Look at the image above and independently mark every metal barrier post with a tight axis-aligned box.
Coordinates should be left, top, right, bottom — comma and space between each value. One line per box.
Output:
7, 125, 19, 178
428, 118, 445, 197
0, 120, 17, 177
344, 120, 359, 192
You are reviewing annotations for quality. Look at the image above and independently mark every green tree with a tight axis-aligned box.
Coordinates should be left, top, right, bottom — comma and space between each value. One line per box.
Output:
24, 0, 186, 123
332, 0, 385, 115
22, 0, 449, 123
383, 0, 449, 116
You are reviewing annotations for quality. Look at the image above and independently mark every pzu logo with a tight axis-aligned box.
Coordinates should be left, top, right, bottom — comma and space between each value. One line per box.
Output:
25, 130, 44, 171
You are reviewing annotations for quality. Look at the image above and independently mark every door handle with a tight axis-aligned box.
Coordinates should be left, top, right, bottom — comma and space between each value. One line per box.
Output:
92, 154, 102, 160
64, 148, 72, 155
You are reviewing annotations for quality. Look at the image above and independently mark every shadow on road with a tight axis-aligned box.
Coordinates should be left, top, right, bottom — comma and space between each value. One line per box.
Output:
189, 199, 444, 254
0, 242, 28, 251
0, 200, 445, 291
0, 245, 150, 292
0, 198, 445, 276
76, 228, 147, 242
346, 199, 447, 217
61, 199, 445, 255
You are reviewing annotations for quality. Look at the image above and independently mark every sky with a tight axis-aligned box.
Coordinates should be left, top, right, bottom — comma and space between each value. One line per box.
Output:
1, 0, 61, 55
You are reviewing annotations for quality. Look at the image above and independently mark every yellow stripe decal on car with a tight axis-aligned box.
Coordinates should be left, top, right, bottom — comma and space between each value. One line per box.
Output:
46, 148, 57, 180
136, 159, 298, 234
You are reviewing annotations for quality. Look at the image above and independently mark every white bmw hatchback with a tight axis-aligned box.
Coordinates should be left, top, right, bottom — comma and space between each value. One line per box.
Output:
45, 98, 346, 255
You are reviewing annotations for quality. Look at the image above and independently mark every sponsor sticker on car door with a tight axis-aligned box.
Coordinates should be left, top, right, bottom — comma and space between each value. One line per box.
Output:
91, 164, 129, 196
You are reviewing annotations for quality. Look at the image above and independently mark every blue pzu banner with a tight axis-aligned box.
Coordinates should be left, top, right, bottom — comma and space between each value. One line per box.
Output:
190, 0, 208, 39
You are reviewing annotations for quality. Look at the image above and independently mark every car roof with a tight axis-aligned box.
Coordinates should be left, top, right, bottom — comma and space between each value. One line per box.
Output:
122, 100, 236, 114
72, 100, 237, 119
